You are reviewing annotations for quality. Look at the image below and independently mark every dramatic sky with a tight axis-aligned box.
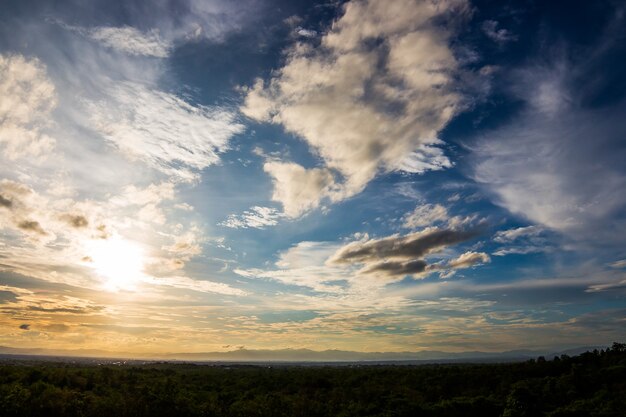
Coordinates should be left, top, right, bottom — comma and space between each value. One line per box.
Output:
0, 0, 625, 355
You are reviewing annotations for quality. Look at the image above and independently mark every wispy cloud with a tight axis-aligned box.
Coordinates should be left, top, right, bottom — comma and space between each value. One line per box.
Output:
492, 225, 552, 256
493, 226, 544, 243
481, 20, 517, 44
56, 21, 172, 58
295, 27, 318, 38
235, 241, 348, 292
88, 82, 244, 182
471, 62, 626, 245
396, 140, 454, 174
610, 259, 626, 269
144, 275, 247, 296
403, 203, 449, 229
220, 206, 285, 229
87, 26, 172, 57
52, 0, 260, 55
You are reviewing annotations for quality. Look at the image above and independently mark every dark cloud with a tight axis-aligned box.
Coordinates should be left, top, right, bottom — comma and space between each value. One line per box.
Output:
330, 228, 480, 265
0, 194, 12, 208
0, 290, 18, 304
60, 214, 89, 228
361, 259, 428, 276
359, 251, 491, 279
95, 224, 109, 239
329, 228, 487, 279
19, 324, 30, 330
17, 220, 47, 235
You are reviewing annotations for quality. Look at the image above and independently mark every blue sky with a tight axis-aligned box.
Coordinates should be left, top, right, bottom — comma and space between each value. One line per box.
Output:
0, 0, 624, 355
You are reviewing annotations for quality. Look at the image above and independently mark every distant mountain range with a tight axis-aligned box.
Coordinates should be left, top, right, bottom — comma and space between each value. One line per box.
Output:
0, 345, 609, 363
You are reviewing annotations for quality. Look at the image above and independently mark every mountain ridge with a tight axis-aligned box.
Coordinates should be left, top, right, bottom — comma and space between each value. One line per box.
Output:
0, 345, 607, 363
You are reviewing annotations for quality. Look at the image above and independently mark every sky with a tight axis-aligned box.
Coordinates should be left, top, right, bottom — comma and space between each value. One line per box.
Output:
0, 0, 625, 356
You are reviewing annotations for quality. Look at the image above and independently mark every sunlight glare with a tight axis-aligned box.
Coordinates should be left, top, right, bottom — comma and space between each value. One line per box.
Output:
85, 236, 145, 290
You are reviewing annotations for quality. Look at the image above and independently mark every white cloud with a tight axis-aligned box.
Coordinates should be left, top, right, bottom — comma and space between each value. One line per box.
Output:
403, 203, 449, 229
112, 182, 176, 207
493, 226, 543, 243
447, 251, 490, 269
492, 246, 545, 256
295, 28, 318, 38
88, 26, 172, 58
434, 250, 490, 279
397, 140, 454, 174
242, 0, 469, 216
492, 226, 552, 257
0, 54, 57, 160
220, 206, 285, 229
88, 82, 245, 181
263, 162, 337, 217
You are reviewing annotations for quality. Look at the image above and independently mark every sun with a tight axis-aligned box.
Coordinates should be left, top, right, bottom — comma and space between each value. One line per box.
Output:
85, 236, 146, 290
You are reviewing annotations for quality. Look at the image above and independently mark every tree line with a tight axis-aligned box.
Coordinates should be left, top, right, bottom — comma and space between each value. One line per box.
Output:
0, 342, 624, 417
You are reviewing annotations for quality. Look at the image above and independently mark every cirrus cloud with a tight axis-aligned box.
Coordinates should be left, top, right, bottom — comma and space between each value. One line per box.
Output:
87, 26, 172, 58
88, 82, 245, 182
219, 206, 285, 229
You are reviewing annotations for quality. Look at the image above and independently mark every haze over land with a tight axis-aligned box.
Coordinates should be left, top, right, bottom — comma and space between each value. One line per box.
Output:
0, 0, 625, 357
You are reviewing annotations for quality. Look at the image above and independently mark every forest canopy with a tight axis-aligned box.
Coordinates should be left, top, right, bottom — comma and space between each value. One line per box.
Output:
0, 343, 624, 417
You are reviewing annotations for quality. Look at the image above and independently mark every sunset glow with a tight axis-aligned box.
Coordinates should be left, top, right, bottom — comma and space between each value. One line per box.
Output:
0, 0, 624, 358
86, 237, 145, 290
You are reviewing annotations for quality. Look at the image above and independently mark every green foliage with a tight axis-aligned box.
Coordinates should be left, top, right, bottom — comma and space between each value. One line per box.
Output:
0, 343, 624, 417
